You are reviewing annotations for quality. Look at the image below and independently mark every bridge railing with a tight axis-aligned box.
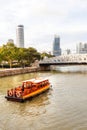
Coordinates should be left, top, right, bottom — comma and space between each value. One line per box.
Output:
39, 54, 87, 64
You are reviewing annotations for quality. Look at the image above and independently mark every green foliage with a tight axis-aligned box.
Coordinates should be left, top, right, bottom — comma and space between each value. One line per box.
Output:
26, 47, 41, 65
0, 42, 53, 68
0, 43, 41, 68
0, 47, 3, 63
0, 43, 17, 68
41, 52, 53, 59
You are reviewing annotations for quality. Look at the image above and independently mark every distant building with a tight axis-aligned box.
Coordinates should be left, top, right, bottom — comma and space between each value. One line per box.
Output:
53, 35, 61, 56
7, 39, 14, 43
16, 25, 24, 48
76, 43, 87, 54
65, 49, 71, 55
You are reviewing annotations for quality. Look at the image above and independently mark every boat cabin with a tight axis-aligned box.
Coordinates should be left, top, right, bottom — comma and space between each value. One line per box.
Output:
22, 78, 49, 90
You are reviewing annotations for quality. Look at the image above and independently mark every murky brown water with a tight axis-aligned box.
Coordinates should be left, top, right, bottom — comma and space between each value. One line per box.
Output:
0, 66, 87, 130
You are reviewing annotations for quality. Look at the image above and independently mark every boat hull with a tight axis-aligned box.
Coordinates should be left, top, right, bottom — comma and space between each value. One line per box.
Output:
5, 96, 24, 102
5, 85, 50, 102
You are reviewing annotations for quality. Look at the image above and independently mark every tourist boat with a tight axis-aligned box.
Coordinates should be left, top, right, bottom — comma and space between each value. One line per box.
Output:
5, 78, 51, 102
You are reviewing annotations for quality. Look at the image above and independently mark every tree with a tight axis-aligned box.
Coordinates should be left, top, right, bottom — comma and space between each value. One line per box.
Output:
0, 48, 3, 66
15, 47, 41, 67
25, 47, 41, 65
1, 43, 18, 68
41, 52, 53, 59
0, 43, 41, 68
16, 48, 27, 67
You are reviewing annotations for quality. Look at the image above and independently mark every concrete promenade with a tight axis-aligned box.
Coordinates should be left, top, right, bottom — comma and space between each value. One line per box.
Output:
0, 67, 40, 77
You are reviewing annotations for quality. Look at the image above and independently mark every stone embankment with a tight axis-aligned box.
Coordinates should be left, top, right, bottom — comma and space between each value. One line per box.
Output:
0, 67, 40, 77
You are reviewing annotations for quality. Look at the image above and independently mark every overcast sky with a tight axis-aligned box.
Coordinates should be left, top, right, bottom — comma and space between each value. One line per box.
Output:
0, 0, 87, 52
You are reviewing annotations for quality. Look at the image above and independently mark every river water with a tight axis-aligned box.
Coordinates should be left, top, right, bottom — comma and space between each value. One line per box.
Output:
0, 65, 87, 130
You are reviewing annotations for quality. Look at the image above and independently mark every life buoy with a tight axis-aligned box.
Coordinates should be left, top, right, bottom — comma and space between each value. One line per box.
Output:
12, 89, 16, 96
8, 90, 13, 97
16, 91, 22, 98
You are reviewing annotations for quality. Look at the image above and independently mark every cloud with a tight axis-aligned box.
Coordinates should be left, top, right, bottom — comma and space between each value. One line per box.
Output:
0, 0, 87, 52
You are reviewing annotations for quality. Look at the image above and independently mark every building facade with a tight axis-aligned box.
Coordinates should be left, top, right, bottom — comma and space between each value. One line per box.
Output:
76, 43, 87, 54
64, 49, 71, 55
16, 25, 24, 48
53, 35, 61, 56
7, 39, 14, 44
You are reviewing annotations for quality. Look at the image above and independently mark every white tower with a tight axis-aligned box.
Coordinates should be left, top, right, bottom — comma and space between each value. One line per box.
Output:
16, 25, 24, 48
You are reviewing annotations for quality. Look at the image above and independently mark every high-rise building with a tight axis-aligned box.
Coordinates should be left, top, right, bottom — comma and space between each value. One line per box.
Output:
53, 35, 61, 56
76, 43, 87, 54
16, 25, 24, 48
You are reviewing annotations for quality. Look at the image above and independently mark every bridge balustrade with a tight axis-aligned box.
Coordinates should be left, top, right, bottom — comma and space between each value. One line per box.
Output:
39, 54, 87, 65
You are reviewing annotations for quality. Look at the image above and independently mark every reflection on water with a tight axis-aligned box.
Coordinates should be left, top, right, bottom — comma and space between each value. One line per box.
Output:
52, 65, 87, 73
0, 66, 87, 130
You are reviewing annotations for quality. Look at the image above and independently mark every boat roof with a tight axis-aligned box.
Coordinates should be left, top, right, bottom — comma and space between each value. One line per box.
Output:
22, 78, 48, 84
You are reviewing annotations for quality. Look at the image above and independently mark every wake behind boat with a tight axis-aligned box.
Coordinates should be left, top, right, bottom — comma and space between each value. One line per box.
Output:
5, 77, 51, 102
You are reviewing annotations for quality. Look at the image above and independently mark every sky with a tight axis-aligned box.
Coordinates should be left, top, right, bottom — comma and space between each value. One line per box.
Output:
0, 0, 87, 53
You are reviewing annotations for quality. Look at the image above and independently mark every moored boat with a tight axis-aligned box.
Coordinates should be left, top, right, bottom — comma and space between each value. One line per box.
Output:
5, 77, 51, 102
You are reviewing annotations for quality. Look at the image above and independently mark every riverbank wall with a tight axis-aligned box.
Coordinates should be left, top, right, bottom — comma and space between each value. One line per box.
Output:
0, 67, 40, 77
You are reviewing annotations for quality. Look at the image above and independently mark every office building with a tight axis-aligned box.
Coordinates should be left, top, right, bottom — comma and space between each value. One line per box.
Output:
53, 35, 61, 56
76, 43, 87, 54
7, 39, 14, 44
16, 25, 24, 48
65, 49, 71, 55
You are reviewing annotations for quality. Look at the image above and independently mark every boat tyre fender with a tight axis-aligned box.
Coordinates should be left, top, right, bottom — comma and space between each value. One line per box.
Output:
8, 90, 13, 97
16, 91, 22, 98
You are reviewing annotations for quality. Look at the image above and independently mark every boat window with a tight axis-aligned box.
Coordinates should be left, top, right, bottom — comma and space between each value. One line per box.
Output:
24, 83, 26, 88
27, 83, 31, 88
40, 83, 43, 87
39, 84, 41, 88
37, 83, 40, 88
42, 82, 44, 86
45, 81, 47, 85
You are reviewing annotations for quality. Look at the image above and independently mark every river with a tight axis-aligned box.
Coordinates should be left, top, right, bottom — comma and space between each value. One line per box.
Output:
0, 65, 87, 130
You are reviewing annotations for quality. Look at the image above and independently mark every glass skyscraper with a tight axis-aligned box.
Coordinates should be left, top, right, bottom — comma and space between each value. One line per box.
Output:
53, 36, 61, 56
16, 25, 24, 48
